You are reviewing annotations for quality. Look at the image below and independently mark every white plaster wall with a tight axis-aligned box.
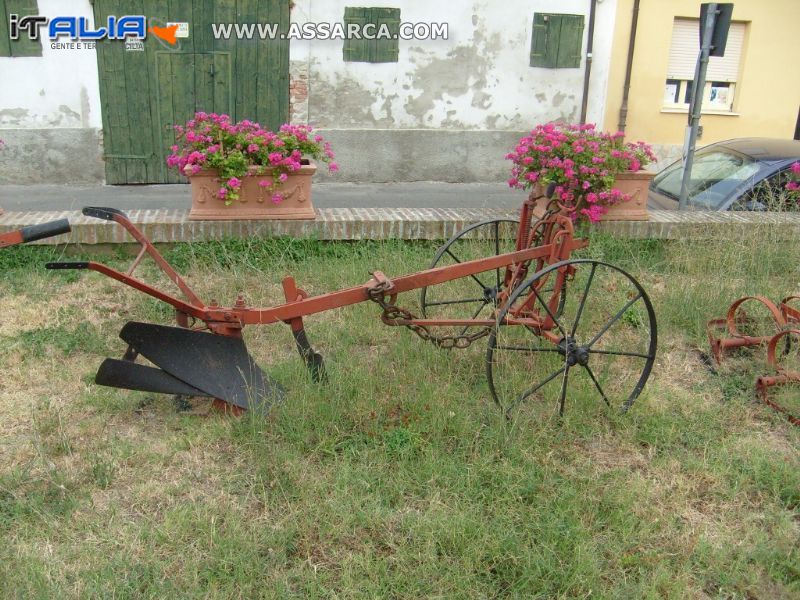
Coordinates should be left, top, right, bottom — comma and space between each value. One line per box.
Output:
0, 0, 102, 129
290, 0, 616, 130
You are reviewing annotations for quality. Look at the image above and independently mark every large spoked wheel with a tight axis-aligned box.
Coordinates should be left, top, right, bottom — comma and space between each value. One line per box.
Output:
487, 259, 657, 418
420, 219, 520, 327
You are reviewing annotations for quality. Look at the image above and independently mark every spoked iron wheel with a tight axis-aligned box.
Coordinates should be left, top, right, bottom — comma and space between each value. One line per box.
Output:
420, 218, 520, 330
487, 259, 657, 418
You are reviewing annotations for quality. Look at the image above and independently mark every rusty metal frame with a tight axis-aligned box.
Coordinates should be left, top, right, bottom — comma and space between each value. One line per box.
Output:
49, 201, 587, 341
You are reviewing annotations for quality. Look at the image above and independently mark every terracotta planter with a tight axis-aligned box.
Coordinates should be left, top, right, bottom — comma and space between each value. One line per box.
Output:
528, 170, 654, 222
187, 162, 317, 220
605, 169, 654, 221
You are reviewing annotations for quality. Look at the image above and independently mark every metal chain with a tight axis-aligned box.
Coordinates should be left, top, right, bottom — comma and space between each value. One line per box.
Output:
367, 285, 491, 349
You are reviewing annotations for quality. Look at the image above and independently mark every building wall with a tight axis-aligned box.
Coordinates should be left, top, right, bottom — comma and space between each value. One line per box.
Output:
605, 0, 800, 168
0, 0, 618, 185
0, 0, 105, 183
290, 0, 618, 182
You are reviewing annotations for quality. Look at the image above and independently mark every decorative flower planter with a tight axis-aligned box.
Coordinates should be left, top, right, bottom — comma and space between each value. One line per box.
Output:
529, 170, 654, 222
187, 162, 317, 221
604, 169, 654, 221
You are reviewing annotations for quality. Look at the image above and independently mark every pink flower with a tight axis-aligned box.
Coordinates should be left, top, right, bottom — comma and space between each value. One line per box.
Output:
271, 193, 283, 203
278, 173, 289, 182
328, 162, 339, 173
227, 177, 241, 189
247, 143, 259, 153
258, 179, 270, 188
217, 188, 228, 199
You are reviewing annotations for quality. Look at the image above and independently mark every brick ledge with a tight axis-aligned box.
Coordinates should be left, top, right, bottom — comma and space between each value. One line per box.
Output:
1, 207, 798, 244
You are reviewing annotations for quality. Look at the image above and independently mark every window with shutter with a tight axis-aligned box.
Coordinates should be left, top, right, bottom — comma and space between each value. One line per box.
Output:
343, 7, 400, 63
529, 13, 584, 69
664, 17, 746, 112
0, 0, 42, 57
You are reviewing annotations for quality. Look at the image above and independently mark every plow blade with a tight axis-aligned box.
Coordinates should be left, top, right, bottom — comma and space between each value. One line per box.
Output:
98, 321, 285, 414
96, 359, 209, 397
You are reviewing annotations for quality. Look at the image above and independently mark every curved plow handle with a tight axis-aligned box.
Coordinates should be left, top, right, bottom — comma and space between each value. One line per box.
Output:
1, 218, 71, 249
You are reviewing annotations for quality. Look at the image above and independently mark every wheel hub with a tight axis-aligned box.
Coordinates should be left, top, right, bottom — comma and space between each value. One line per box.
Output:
558, 337, 590, 367
483, 285, 499, 303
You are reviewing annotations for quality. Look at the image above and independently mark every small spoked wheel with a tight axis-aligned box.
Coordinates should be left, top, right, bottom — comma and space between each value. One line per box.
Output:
486, 259, 657, 418
420, 218, 520, 329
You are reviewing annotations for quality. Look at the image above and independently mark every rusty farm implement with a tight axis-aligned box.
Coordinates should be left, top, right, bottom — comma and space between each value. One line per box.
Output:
708, 295, 800, 425
43, 194, 657, 418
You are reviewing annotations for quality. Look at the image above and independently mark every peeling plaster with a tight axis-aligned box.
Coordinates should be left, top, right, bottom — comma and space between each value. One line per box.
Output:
0, 108, 30, 125
300, 0, 614, 132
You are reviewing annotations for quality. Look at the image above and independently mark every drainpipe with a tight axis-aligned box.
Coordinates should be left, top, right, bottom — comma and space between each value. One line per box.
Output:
617, 0, 640, 133
579, 0, 597, 124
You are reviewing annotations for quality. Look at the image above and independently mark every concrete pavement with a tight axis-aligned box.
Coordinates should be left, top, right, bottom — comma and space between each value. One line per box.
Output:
0, 182, 522, 213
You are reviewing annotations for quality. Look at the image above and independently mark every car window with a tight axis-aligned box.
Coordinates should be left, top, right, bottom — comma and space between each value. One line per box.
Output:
732, 168, 799, 211
652, 149, 760, 209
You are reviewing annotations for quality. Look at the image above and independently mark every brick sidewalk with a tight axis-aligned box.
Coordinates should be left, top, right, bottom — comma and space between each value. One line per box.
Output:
1, 207, 799, 244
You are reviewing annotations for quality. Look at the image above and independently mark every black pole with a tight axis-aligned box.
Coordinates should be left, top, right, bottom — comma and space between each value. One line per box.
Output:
580, 0, 597, 124
678, 4, 718, 210
617, 0, 640, 133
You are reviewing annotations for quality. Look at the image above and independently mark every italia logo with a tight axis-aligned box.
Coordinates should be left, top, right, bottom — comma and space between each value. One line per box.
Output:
8, 14, 178, 45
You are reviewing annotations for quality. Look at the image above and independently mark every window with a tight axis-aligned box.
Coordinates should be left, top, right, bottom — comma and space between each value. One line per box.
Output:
530, 13, 584, 69
342, 7, 400, 63
664, 18, 745, 112
0, 0, 42, 57
732, 168, 798, 211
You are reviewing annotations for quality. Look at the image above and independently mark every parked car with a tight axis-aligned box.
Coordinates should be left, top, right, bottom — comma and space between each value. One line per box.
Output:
647, 138, 800, 211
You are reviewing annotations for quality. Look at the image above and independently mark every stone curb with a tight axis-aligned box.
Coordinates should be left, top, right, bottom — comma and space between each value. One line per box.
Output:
1, 207, 799, 244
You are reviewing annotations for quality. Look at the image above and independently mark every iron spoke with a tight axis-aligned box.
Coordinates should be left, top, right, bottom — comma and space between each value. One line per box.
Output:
571, 263, 597, 337
558, 366, 570, 416
589, 349, 653, 359
587, 293, 642, 348
495, 345, 563, 353
509, 365, 566, 414
445, 248, 490, 290
426, 297, 486, 307
583, 365, 611, 408
459, 300, 489, 335
531, 284, 567, 337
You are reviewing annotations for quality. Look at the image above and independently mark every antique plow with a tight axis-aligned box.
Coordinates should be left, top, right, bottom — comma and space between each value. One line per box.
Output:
46, 196, 657, 417
708, 295, 800, 425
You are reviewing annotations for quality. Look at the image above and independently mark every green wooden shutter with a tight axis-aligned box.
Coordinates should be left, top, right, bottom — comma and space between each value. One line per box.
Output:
343, 6, 400, 63
372, 7, 399, 63
531, 13, 555, 68
556, 14, 584, 68
0, 0, 10, 56
530, 13, 584, 69
343, 7, 371, 62
2, 0, 42, 57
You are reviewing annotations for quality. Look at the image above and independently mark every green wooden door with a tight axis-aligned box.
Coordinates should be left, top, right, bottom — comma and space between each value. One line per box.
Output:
94, 0, 289, 184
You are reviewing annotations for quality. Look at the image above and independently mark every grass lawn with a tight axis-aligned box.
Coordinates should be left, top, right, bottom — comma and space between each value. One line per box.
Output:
0, 226, 798, 598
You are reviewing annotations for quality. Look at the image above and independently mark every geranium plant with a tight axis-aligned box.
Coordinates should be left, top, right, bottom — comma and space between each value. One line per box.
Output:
506, 123, 656, 222
786, 161, 800, 200
167, 112, 337, 205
